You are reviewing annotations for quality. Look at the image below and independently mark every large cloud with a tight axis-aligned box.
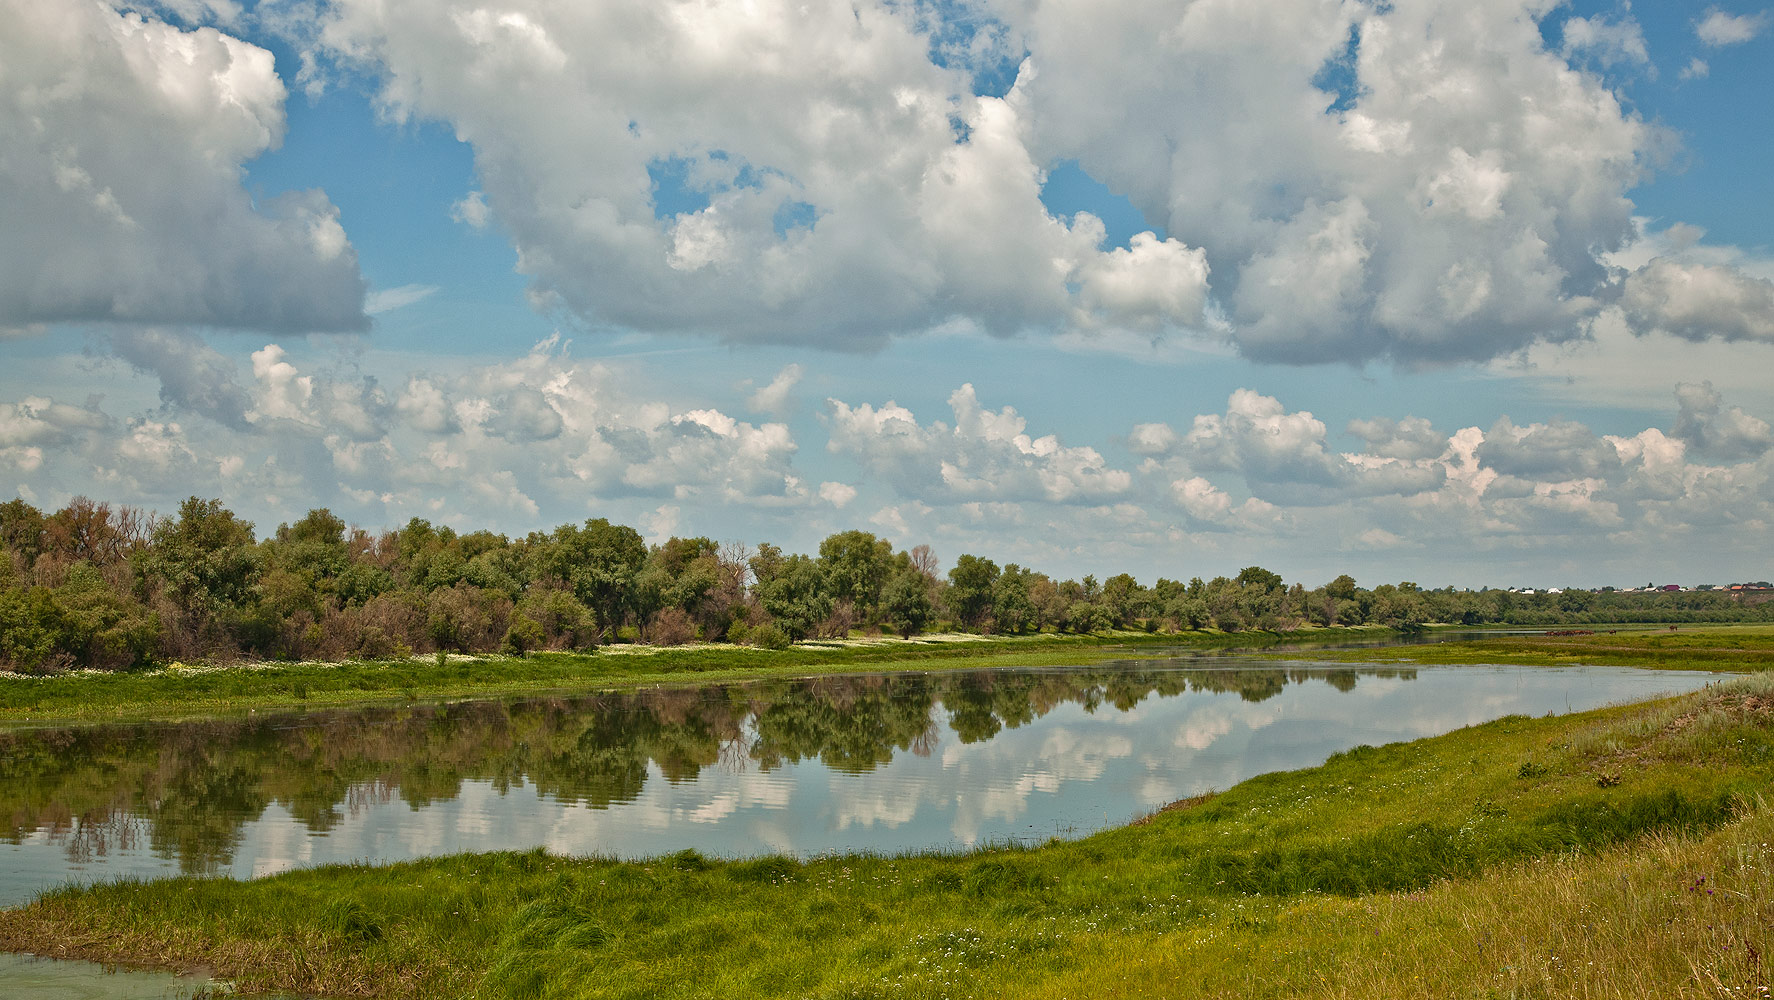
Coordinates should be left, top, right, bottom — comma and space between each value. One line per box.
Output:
1004, 0, 1654, 363
0, 1, 367, 333
282, 0, 1736, 361
296, 0, 1206, 349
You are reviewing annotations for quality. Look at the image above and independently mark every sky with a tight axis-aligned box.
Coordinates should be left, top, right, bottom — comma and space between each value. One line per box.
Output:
2, 0, 1772, 590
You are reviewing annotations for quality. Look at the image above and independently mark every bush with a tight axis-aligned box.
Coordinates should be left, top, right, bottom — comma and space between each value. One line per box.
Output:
747, 622, 790, 649
511, 587, 597, 650
0, 585, 70, 673
816, 601, 856, 639
501, 615, 545, 655
649, 607, 696, 646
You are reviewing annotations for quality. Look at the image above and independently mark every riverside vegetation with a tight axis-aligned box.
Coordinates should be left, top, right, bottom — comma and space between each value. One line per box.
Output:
0, 630, 1353, 725
2, 494, 1770, 676
1, 666, 1771, 998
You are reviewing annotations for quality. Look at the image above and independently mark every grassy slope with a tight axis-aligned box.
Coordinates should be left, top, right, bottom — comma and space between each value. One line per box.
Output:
4, 673, 1770, 999
0, 628, 1374, 726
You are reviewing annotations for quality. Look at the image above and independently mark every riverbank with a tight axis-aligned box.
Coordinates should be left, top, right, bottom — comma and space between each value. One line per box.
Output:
1280, 622, 1774, 672
4, 670, 1769, 998
0, 626, 1393, 725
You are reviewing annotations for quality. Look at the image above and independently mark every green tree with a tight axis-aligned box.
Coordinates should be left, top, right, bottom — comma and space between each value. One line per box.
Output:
546, 519, 647, 640
143, 497, 259, 636
57, 562, 159, 669
881, 568, 934, 638
0, 498, 47, 568
0, 581, 67, 671
817, 530, 895, 618
1099, 573, 1145, 629
946, 554, 999, 628
754, 555, 831, 641
747, 542, 787, 586
270, 509, 349, 579
991, 565, 1037, 634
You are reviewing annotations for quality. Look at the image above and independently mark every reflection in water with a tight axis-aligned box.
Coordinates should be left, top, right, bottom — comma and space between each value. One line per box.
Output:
0, 662, 1715, 905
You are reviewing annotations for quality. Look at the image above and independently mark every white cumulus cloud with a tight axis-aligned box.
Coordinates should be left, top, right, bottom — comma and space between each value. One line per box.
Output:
0, 0, 366, 332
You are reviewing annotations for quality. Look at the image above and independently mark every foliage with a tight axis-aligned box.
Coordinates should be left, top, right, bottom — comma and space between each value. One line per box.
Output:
753, 556, 831, 641
0, 492, 1769, 672
745, 622, 790, 650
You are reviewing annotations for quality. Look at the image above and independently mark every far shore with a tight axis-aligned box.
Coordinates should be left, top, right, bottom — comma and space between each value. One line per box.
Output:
6, 622, 1767, 728
0, 625, 1400, 725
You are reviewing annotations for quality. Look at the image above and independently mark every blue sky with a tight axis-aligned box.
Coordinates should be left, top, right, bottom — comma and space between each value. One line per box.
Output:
3, 0, 1773, 588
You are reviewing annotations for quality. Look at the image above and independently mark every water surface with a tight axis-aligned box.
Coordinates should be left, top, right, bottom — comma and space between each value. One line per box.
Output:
0, 658, 1722, 909
0, 954, 219, 998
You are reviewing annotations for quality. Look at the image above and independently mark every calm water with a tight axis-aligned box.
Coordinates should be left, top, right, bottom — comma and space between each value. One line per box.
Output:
0, 659, 1725, 910
0, 954, 219, 998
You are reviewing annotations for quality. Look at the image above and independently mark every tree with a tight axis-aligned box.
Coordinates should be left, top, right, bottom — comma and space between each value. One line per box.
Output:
1237, 566, 1284, 593
881, 568, 934, 638
946, 554, 999, 627
0, 498, 47, 568
272, 509, 349, 575
817, 530, 895, 618
57, 562, 159, 670
1099, 573, 1145, 629
991, 565, 1037, 634
908, 544, 939, 580
143, 498, 259, 627
747, 542, 787, 586
1370, 583, 1427, 630
754, 555, 832, 641
47, 497, 135, 566
0, 561, 68, 671
547, 519, 647, 640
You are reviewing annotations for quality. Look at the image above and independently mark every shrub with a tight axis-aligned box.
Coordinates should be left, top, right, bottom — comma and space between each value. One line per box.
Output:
748, 622, 790, 649
501, 615, 546, 655
649, 607, 696, 646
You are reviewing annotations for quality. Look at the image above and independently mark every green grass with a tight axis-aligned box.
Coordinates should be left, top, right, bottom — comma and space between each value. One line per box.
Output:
0, 627, 1384, 726
5, 672, 1771, 998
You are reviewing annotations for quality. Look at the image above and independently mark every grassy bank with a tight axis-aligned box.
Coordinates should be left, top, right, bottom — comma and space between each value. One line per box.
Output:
1289, 623, 1774, 672
4, 672, 1770, 998
0, 627, 1382, 726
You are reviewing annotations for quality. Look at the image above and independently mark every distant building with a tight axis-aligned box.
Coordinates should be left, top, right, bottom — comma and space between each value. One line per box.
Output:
1726, 583, 1774, 606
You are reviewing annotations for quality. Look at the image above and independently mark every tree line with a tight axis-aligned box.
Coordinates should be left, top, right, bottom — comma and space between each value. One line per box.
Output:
0, 495, 1767, 673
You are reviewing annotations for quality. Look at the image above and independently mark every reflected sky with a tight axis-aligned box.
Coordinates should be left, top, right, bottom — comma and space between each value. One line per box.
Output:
0, 661, 1723, 907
